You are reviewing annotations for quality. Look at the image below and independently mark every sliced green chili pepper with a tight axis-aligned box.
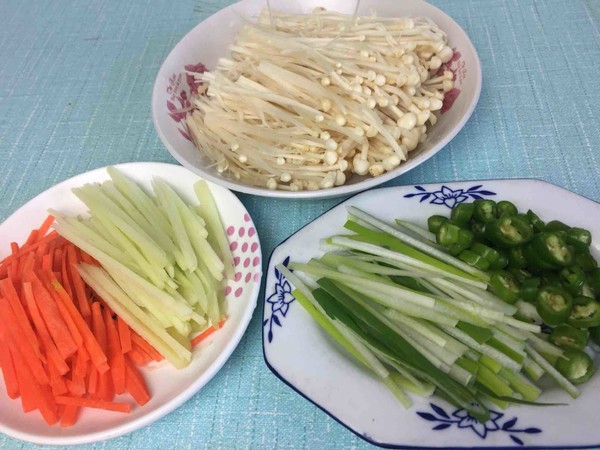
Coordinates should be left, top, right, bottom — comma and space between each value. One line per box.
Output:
529, 232, 574, 267
450, 203, 474, 227
484, 216, 534, 248
489, 251, 509, 270
559, 266, 586, 296
576, 253, 598, 273
473, 199, 497, 224
526, 210, 545, 232
458, 250, 490, 270
546, 220, 570, 232
555, 349, 594, 385
488, 270, 521, 304
508, 247, 528, 269
437, 222, 461, 246
521, 277, 541, 303
428, 215, 448, 234
549, 324, 589, 350
566, 228, 592, 253
471, 222, 487, 242
590, 269, 600, 292
567, 296, 600, 328
448, 229, 475, 256
509, 268, 532, 283
497, 201, 518, 217
536, 286, 573, 326
471, 243, 500, 264
523, 243, 557, 271
590, 325, 600, 346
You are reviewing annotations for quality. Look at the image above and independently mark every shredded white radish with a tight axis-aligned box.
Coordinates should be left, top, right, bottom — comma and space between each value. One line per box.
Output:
185, 7, 454, 191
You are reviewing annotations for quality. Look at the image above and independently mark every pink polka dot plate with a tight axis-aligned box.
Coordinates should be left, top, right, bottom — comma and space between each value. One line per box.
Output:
0, 162, 262, 445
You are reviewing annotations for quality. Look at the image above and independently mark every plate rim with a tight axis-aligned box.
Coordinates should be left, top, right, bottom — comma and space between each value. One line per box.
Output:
261, 178, 600, 449
151, 0, 483, 200
0, 161, 262, 446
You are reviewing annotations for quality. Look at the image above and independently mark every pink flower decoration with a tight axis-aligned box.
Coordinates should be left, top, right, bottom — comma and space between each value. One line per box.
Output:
441, 88, 461, 113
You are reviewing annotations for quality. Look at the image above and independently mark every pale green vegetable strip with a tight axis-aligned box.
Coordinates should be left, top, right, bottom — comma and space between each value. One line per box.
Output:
74, 185, 171, 268
194, 180, 235, 278
347, 206, 489, 280
525, 346, 580, 398
394, 219, 437, 244
152, 179, 197, 272
101, 180, 178, 255
107, 166, 173, 237
77, 264, 191, 368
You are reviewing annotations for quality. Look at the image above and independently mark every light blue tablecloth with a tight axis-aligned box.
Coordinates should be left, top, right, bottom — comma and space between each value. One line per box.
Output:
1, 0, 599, 448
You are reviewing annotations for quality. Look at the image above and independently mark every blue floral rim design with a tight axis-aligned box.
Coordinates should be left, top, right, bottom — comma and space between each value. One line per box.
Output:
404, 184, 496, 208
263, 256, 294, 343
418, 403, 541, 446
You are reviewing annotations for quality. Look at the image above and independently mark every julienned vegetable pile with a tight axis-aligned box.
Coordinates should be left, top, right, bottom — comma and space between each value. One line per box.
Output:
283, 203, 599, 423
184, 8, 455, 191
0, 168, 232, 426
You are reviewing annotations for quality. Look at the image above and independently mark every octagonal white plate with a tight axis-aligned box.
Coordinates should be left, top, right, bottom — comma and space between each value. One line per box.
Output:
263, 179, 600, 449
0, 162, 262, 445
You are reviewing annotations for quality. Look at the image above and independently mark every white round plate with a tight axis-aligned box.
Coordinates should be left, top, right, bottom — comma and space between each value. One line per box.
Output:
152, 0, 482, 199
263, 179, 600, 448
0, 162, 262, 445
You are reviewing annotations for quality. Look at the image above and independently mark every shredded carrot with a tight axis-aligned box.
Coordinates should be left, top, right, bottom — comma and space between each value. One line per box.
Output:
22, 282, 70, 376
36, 215, 55, 240
28, 273, 78, 360
131, 332, 163, 362
67, 246, 91, 320
55, 396, 132, 414
124, 358, 150, 406
104, 309, 126, 395
191, 318, 227, 346
0, 321, 20, 399
0, 297, 49, 385
117, 316, 132, 354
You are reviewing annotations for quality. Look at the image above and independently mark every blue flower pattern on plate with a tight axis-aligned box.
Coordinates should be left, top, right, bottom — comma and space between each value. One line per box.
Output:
404, 184, 496, 208
417, 403, 541, 446
264, 256, 294, 343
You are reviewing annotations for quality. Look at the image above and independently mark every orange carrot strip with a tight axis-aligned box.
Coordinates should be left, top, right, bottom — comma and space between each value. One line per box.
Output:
131, 332, 163, 362
66, 378, 86, 397
4, 320, 57, 424
127, 348, 151, 366
0, 278, 41, 357
0, 231, 59, 271
25, 229, 39, 246
49, 277, 108, 373
40, 271, 84, 348
60, 249, 73, 298
67, 246, 91, 320
22, 282, 70, 376
88, 366, 98, 395
0, 321, 20, 399
91, 302, 114, 401
80, 251, 99, 266
41, 254, 53, 272
117, 316, 132, 354
28, 273, 78, 360
0, 297, 49, 385
60, 405, 80, 428
97, 369, 114, 402
47, 357, 69, 397
55, 396, 131, 413
191, 319, 227, 346
124, 357, 150, 406
52, 247, 63, 273
104, 310, 126, 395
36, 214, 55, 239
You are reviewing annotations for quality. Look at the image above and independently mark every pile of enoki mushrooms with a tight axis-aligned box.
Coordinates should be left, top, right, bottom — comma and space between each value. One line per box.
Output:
184, 7, 455, 191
